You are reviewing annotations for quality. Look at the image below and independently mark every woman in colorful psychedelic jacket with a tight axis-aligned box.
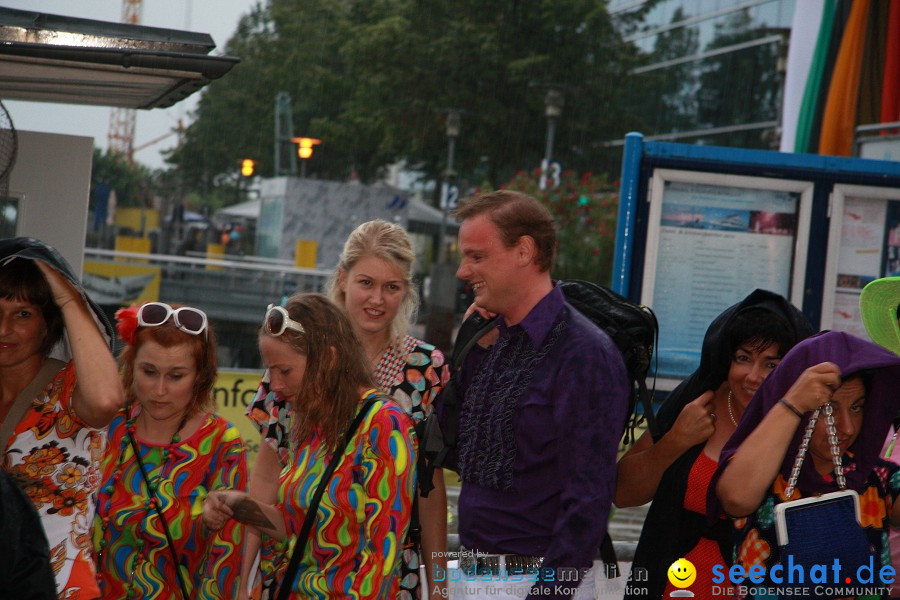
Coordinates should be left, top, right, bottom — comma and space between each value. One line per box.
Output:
93, 302, 247, 598
244, 220, 447, 599
203, 293, 417, 599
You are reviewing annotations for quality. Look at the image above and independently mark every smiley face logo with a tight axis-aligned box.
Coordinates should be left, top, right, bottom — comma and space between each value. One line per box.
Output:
667, 558, 697, 589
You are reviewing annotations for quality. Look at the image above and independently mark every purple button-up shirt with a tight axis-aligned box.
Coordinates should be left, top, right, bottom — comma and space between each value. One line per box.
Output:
444, 285, 629, 597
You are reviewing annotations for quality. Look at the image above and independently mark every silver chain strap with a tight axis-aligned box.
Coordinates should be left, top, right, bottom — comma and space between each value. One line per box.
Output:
784, 402, 844, 499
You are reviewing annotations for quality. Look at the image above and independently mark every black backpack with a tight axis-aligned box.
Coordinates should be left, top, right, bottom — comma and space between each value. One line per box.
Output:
557, 279, 659, 443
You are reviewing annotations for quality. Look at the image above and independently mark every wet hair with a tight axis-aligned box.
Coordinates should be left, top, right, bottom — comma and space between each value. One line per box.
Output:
259, 293, 374, 450
326, 220, 418, 344
0, 259, 64, 355
119, 305, 218, 417
454, 190, 558, 272
726, 307, 797, 360
844, 370, 872, 397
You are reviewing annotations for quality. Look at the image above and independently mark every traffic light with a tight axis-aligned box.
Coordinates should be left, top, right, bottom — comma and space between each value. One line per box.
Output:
240, 158, 256, 177
292, 137, 321, 160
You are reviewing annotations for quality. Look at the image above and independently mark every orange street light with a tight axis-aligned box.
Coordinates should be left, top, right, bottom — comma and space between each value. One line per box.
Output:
292, 137, 321, 159
240, 158, 256, 177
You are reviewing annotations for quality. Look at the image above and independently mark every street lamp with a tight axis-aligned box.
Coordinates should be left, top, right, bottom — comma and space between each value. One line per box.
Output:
291, 137, 321, 178
541, 88, 564, 190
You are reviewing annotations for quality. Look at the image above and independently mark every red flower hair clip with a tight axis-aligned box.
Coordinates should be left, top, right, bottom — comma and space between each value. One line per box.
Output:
115, 304, 140, 346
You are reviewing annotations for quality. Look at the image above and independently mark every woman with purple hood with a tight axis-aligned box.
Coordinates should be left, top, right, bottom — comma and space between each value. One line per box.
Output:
713, 331, 900, 599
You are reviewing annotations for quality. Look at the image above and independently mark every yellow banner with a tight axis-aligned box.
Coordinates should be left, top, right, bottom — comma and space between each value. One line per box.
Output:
213, 369, 266, 467
83, 260, 160, 306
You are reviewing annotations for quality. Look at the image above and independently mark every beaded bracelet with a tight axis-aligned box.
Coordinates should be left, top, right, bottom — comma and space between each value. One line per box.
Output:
779, 397, 804, 419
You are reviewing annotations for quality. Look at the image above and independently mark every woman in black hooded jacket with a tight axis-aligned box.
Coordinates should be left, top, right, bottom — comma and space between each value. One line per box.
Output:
616, 289, 814, 599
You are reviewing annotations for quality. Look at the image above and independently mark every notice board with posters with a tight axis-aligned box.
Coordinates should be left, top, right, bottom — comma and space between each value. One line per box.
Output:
640, 169, 812, 380
822, 184, 900, 337
613, 133, 900, 389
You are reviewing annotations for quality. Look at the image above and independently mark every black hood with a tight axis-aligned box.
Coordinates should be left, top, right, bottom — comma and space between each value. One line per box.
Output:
0, 237, 114, 356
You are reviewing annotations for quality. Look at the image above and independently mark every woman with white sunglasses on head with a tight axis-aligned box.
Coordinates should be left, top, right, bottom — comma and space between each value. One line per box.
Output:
239, 221, 450, 599
93, 302, 248, 599
202, 293, 417, 599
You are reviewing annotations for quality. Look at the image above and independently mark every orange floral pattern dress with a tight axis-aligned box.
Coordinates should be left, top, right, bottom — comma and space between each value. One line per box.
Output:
2, 361, 105, 599
732, 460, 900, 599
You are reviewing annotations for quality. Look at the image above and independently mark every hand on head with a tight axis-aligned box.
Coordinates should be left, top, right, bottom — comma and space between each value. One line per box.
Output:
782, 361, 842, 414
34, 260, 80, 309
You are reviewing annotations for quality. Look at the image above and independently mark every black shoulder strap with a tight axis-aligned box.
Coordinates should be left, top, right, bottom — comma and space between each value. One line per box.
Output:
450, 313, 499, 370
275, 396, 379, 600
130, 434, 191, 600
432, 313, 498, 468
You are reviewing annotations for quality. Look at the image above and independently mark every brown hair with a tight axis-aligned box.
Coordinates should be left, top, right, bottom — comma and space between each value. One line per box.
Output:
260, 293, 374, 450
119, 305, 218, 416
326, 220, 418, 343
0, 258, 64, 355
454, 190, 558, 272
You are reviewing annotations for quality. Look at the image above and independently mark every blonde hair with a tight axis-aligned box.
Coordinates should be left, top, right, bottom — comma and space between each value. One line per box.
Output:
326, 220, 419, 343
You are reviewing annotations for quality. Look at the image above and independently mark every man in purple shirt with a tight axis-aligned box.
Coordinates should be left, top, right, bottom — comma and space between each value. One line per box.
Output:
443, 190, 629, 599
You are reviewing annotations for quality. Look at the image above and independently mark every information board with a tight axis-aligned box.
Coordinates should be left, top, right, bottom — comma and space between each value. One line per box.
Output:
822, 184, 900, 336
640, 170, 812, 379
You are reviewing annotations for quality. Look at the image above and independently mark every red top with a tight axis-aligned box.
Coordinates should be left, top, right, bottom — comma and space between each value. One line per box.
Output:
663, 451, 725, 600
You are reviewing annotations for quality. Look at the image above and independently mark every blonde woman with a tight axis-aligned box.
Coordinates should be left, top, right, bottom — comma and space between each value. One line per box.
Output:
243, 221, 449, 599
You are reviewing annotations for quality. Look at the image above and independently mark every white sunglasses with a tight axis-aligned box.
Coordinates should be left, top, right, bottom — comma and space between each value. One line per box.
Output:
264, 304, 305, 336
137, 302, 208, 338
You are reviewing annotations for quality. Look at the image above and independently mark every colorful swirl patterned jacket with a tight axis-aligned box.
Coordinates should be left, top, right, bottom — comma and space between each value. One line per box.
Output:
92, 408, 247, 598
258, 390, 417, 599
248, 336, 447, 596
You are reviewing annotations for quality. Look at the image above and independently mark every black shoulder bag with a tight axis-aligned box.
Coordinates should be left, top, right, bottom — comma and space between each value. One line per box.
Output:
274, 396, 378, 600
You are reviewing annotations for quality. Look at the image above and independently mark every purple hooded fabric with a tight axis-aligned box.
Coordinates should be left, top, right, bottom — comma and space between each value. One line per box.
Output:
708, 330, 900, 520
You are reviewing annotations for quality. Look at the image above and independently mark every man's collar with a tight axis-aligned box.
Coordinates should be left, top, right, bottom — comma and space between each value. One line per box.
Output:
497, 285, 565, 348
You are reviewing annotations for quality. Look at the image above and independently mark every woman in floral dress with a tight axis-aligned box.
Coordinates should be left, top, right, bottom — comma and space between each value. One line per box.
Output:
0, 238, 124, 599
715, 331, 900, 600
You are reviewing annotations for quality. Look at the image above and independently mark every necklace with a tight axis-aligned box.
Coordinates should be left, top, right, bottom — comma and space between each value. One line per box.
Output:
96, 408, 190, 596
726, 390, 738, 427
367, 343, 389, 365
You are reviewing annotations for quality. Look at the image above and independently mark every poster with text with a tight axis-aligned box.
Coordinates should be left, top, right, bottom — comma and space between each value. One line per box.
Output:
653, 181, 799, 378
831, 197, 885, 337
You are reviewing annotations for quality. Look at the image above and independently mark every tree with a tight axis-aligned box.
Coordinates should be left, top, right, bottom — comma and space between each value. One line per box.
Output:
168, 0, 641, 194
501, 169, 619, 284
90, 148, 152, 208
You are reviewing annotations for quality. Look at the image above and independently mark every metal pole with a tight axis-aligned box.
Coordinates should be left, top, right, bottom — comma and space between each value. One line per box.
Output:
438, 133, 457, 264
301, 159, 307, 179
544, 116, 556, 166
